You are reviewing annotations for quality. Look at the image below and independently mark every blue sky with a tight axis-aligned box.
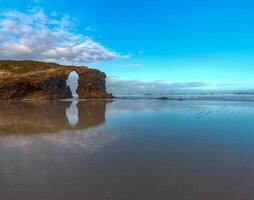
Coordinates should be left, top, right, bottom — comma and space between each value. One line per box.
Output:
1, 0, 254, 93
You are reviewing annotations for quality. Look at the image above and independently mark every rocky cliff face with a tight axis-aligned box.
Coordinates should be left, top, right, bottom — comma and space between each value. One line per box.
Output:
0, 60, 113, 100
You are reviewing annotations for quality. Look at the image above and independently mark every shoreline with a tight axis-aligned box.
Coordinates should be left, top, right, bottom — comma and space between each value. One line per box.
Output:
1, 96, 254, 102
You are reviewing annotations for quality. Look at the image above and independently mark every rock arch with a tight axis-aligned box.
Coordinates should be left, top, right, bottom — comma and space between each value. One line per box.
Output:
0, 61, 113, 100
65, 66, 113, 99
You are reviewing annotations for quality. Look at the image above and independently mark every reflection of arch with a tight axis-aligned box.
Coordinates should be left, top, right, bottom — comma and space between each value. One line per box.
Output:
0, 100, 109, 135
66, 100, 79, 126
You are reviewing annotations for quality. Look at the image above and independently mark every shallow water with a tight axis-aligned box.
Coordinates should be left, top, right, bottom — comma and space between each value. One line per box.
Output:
1, 99, 254, 200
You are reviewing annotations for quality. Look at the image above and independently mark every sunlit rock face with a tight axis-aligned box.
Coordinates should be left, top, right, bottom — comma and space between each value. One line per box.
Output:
0, 60, 113, 100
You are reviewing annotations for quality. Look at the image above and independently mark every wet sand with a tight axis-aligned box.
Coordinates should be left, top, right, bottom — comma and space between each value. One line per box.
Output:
1, 100, 254, 200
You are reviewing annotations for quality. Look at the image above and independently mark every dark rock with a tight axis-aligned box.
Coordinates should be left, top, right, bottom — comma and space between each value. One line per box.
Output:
158, 96, 169, 100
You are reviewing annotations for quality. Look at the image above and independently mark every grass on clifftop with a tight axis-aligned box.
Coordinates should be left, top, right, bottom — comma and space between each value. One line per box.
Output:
0, 60, 65, 74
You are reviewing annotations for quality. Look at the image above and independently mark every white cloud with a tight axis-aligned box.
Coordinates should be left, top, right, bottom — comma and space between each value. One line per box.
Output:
125, 63, 142, 67
85, 26, 95, 31
0, 9, 123, 65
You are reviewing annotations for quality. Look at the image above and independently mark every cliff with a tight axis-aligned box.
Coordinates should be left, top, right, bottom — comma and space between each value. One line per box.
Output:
0, 60, 113, 100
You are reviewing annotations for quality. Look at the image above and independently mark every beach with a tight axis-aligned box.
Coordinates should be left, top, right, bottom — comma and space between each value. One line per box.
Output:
1, 99, 254, 199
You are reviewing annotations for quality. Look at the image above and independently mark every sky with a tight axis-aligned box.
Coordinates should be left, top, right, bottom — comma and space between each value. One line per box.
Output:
1, 0, 254, 94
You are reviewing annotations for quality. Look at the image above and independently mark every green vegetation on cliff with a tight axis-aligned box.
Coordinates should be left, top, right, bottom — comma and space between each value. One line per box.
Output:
0, 60, 69, 74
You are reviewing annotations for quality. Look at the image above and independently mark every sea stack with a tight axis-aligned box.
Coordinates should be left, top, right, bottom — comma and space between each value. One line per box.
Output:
0, 60, 113, 100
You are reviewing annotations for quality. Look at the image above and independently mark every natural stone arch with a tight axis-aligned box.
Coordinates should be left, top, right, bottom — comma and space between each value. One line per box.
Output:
0, 60, 113, 100
73, 67, 112, 99
64, 66, 113, 99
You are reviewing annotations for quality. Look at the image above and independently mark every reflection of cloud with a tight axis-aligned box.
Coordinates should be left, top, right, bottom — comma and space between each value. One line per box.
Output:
0, 127, 117, 153
106, 99, 215, 114
66, 100, 79, 127
0, 135, 33, 149
45, 128, 116, 152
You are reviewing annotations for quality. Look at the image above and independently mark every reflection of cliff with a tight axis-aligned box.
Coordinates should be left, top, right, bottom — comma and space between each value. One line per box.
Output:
0, 100, 109, 135
76, 100, 106, 129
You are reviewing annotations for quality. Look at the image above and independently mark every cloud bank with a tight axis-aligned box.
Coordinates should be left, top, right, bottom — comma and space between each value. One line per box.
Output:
107, 77, 213, 94
0, 9, 121, 64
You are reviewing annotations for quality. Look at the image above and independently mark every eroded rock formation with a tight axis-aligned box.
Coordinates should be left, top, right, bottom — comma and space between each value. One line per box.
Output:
0, 60, 113, 100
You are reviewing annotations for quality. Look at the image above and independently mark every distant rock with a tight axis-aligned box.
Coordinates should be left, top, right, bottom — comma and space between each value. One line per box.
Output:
158, 96, 169, 100
0, 60, 113, 100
